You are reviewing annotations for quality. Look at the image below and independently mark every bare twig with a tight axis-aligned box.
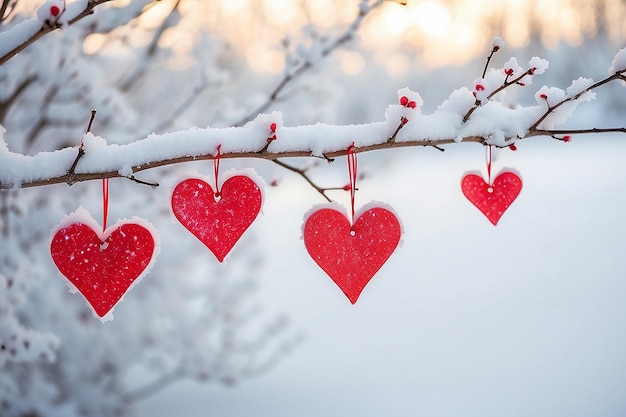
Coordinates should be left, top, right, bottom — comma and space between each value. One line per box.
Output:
482, 43, 501, 78
126, 175, 159, 187
272, 159, 333, 202
528, 70, 626, 132
530, 127, 626, 137
66, 110, 96, 185
0, 0, 13, 24
462, 68, 536, 123
387, 119, 406, 144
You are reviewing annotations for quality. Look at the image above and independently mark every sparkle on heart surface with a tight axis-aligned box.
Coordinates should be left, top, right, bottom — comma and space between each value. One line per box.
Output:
303, 206, 401, 304
461, 171, 523, 226
50, 217, 157, 319
171, 175, 262, 262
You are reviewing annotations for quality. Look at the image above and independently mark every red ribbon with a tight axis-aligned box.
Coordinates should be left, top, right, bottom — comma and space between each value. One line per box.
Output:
347, 143, 357, 225
214, 144, 222, 197
486, 145, 492, 185
102, 178, 109, 234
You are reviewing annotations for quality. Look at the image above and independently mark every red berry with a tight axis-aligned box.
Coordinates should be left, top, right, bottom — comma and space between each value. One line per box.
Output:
563, 135, 571, 142
509, 144, 517, 151
408, 101, 416, 109
342, 184, 351, 191
540, 93, 547, 99
400, 96, 409, 106
504, 68, 514, 76
400, 116, 408, 125
475, 84, 485, 91
270, 122, 277, 132
50, 5, 60, 16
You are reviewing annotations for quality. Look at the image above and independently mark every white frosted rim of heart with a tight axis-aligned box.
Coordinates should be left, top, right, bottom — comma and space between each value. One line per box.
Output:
49, 206, 161, 323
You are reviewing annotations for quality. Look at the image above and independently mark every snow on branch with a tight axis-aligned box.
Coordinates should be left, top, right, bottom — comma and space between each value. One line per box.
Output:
0, 0, 114, 66
1, 42, 625, 190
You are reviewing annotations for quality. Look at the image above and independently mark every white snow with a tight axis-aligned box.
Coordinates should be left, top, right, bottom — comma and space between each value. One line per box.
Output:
1, 80, 596, 188
0, 18, 41, 58
528, 56, 549, 74
492, 36, 505, 50
609, 46, 626, 74
502, 57, 523, 78
36, 0, 66, 25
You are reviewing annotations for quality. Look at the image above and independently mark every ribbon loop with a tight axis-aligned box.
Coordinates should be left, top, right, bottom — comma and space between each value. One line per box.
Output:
347, 143, 357, 226
485, 144, 492, 186
214, 145, 222, 197
102, 178, 109, 234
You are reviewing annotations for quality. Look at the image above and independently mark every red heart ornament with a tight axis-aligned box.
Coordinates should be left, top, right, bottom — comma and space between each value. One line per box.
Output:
171, 175, 262, 262
303, 206, 401, 304
50, 209, 158, 319
461, 171, 523, 225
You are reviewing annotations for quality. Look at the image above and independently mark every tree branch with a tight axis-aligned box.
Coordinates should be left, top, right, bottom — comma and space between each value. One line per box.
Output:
0, 0, 13, 24
0, 0, 114, 66
272, 159, 333, 202
3, 124, 623, 190
528, 71, 625, 131
530, 127, 626, 137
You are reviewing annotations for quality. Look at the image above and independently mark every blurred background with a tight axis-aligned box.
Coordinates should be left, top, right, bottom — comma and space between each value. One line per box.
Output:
1, 1, 625, 416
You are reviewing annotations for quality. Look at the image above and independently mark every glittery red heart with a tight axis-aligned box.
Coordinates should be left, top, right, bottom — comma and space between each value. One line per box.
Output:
461, 171, 523, 225
303, 206, 401, 304
171, 176, 262, 262
50, 220, 157, 318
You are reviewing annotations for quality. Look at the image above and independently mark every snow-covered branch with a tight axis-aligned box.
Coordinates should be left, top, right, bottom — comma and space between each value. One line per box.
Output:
1, 121, 624, 190
0, 0, 115, 66
2, 41, 625, 190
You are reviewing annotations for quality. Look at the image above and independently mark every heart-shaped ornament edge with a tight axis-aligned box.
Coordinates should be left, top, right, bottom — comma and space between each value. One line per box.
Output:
50, 206, 161, 322
301, 201, 404, 303
170, 168, 265, 263
460, 168, 523, 226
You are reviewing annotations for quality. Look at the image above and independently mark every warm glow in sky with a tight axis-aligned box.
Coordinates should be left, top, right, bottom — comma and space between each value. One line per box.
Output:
77, 0, 626, 73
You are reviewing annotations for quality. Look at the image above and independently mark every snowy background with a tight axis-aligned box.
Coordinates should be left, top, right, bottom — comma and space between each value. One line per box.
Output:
1, 0, 626, 416
137, 135, 626, 417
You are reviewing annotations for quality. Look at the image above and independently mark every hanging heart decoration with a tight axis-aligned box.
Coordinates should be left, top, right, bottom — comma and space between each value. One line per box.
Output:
303, 206, 401, 304
50, 207, 159, 320
171, 175, 262, 262
461, 171, 522, 225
